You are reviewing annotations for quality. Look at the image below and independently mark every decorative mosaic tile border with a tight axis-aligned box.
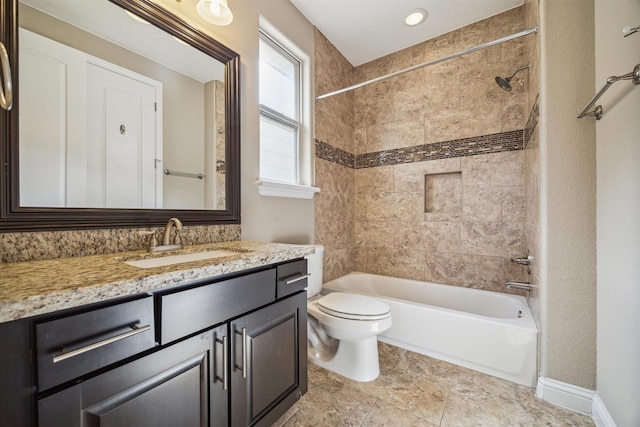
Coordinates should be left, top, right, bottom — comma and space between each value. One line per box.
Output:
524, 94, 540, 148
315, 139, 355, 168
316, 129, 524, 169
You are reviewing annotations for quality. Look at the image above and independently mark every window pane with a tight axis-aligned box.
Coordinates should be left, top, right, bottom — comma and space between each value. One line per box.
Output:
260, 114, 297, 183
259, 38, 297, 119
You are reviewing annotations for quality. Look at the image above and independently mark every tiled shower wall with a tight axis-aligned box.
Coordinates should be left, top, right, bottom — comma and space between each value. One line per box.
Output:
315, 7, 533, 291
314, 30, 356, 282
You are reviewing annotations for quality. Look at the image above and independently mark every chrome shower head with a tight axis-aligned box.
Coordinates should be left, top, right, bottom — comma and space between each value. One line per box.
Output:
495, 64, 530, 92
495, 76, 513, 91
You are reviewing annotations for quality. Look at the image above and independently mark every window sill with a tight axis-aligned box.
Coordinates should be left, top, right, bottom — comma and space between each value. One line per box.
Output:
255, 179, 320, 199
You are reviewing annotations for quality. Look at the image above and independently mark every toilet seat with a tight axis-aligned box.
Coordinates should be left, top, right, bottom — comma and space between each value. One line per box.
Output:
317, 292, 390, 320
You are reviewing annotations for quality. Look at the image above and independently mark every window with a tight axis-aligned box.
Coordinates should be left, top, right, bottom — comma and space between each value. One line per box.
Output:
257, 28, 319, 199
259, 32, 300, 184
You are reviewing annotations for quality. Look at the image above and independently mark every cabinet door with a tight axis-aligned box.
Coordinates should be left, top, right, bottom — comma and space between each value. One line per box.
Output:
231, 292, 307, 427
39, 332, 213, 427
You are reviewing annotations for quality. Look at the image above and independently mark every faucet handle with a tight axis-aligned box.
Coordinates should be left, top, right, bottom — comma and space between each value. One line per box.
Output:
139, 231, 157, 251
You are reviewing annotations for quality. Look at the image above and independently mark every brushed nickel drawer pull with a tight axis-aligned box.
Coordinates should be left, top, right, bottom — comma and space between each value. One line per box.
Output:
215, 335, 228, 390
234, 328, 247, 378
284, 274, 310, 285
52, 324, 151, 364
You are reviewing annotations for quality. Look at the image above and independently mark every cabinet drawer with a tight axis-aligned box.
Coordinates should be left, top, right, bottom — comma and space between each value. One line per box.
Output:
276, 259, 308, 299
36, 296, 155, 392
160, 268, 276, 344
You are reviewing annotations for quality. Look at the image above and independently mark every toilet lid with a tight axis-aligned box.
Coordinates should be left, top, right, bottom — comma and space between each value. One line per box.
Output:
317, 292, 391, 320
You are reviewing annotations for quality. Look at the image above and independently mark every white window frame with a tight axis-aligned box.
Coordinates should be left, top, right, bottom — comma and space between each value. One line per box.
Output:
256, 22, 319, 199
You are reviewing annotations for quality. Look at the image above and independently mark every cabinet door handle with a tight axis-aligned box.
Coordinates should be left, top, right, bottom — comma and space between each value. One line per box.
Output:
234, 327, 247, 378
52, 324, 151, 363
215, 335, 228, 390
284, 274, 310, 285
0, 41, 13, 111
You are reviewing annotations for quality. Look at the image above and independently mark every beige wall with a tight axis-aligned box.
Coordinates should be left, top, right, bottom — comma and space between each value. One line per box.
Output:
595, 0, 640, 425
171, 0, 318, 244
538, 0, 596, 389
153, 0, 316, 244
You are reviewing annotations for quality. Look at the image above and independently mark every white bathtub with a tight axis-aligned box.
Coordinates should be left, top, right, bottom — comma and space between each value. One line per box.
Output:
322, 272, 538, 387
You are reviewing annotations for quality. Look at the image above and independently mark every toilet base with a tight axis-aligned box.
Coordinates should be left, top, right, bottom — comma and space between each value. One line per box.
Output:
308, 336, 380, 382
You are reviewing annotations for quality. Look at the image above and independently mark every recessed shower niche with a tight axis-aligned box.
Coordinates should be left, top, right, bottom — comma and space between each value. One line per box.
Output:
424, 172, 462, 215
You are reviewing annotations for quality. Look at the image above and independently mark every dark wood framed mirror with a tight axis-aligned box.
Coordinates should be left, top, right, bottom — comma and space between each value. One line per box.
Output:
0, 0, 240, 232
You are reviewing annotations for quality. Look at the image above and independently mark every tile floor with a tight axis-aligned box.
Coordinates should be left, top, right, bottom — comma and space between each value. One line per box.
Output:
274, 342, 595, 427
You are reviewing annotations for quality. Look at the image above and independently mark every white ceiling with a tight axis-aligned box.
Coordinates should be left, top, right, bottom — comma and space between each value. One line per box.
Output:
289, 0, 524, 66
21, 0, 225, 83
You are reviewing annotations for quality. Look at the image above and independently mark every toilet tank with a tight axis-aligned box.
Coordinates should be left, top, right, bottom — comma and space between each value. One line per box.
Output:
304, 245, 324, 297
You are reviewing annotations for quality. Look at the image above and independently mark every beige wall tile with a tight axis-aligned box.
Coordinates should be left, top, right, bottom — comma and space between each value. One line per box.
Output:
394, 158, 462, 193
397, 222, 462, 254
323, 247, 355, 283
355, 220, 395, 248
502, 186, 526, 222
461, 222, 525, 257
355, 166, 394, 194
315, 158, 355, 195
366, 191, 423, 223
501, 92, 527, 132
354, 81, 395, 129
461, 151, 524, 187
462, 186, 503, 222
425, 252, 503, 290
425, 173, 463, 215
365, 120, 425, 152
315, 192, 354, 250
425, 101, 503, 144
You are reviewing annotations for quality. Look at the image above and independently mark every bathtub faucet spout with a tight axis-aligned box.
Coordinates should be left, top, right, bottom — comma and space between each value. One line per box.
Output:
506, 281, 533, 292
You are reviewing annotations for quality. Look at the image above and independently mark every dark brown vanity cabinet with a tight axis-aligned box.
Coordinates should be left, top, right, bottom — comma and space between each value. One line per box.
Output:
231, 291, 307, 427
0, 259, 308, 427
38, 329, 217, 427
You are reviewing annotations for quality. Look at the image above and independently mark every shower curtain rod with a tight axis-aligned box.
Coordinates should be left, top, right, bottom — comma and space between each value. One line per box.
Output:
316, 27, 538, 100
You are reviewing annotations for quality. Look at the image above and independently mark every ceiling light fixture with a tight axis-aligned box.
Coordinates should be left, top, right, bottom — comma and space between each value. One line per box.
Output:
405, 8, 428, 26
196, 0, 234, 26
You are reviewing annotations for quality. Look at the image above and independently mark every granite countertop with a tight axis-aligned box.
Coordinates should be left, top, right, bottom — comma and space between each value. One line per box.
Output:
0, 241, 316, 323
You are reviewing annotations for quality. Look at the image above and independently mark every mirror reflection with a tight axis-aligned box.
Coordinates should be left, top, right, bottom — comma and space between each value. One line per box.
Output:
18, 0, 227, 210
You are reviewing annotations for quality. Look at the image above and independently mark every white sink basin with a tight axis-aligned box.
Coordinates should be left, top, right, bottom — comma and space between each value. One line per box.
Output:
124, 250, 239, 269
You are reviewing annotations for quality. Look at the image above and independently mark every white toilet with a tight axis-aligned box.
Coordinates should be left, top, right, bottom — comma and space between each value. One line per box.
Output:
305, 246, 392, 382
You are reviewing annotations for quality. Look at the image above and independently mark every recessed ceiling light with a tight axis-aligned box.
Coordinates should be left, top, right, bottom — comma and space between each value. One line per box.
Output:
405, 8, 428, 26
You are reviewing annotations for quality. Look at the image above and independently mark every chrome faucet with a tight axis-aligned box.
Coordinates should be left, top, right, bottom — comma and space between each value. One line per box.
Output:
505, 281, 533, 292
150, 217, 182, 252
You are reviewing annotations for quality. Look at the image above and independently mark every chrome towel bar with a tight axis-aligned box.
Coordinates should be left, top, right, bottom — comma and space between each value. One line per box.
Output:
577, 64, 640, 120
164, 168, 205, 179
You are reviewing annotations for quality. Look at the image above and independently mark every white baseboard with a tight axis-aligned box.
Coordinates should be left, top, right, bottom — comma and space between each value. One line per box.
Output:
592, 394, 617, 427
536, 376, 595, 415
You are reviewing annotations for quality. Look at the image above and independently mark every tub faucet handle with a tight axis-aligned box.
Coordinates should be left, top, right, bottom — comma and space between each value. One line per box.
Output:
511, 250, 533, 266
